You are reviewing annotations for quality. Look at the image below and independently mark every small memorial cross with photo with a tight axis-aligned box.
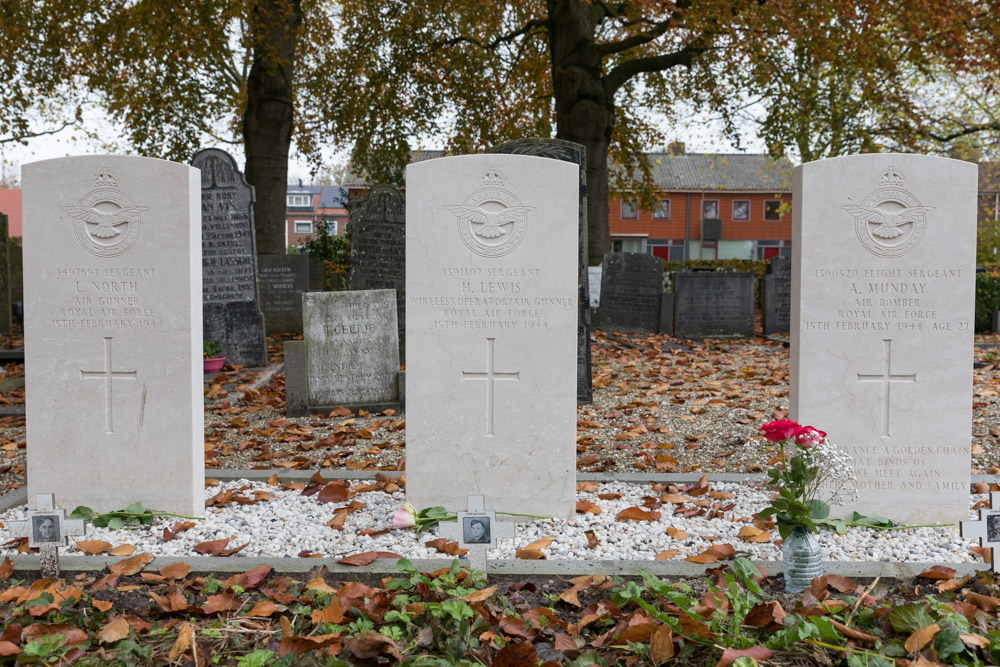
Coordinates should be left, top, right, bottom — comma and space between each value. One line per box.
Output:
8, 493, 87, 577
960, 491, 1000, 572
439, 492, 515, 573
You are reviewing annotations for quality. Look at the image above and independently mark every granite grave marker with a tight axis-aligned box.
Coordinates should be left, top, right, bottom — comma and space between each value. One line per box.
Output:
763, 256, 791, 335
672, 272, 755, 338
349, 185, 406, 356
791, 154, 976, 525
406, 154, 578, 519
592, 252, 662, 333
258, 254, 309, 334
193, 148, 266, 367
23, 155, 203, 516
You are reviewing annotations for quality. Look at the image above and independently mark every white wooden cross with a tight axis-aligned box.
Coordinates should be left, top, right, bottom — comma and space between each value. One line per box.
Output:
438, 492, 515, 574
8, 494, 87, 577
960, 491, 1000, 572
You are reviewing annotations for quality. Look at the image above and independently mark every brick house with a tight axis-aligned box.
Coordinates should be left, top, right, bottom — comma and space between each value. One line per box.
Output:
980, 162, 1000, 223
0, 189, 22, 237
609, 143, 793, 260
285, 182, 348, 247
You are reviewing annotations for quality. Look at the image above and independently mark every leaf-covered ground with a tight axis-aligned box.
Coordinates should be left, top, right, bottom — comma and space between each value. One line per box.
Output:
2, 553, 1000, 665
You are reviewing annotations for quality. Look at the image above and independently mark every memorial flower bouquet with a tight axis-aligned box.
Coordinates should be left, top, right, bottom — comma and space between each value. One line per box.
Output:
757, 419, 857, 539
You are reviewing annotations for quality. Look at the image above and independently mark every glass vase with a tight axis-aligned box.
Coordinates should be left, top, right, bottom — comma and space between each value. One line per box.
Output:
781, 526, 823, 593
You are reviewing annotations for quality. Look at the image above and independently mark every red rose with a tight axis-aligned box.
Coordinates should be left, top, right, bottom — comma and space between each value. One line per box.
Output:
795, 426, 826, 448
759, 419, 802, 442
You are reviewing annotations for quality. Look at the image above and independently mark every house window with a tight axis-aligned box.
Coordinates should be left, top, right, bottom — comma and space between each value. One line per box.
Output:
702, 200, 719, 219
294, 220, 313, 234
621, 200, 638, 219
764, 200, 782, 221
324, 220, 338, 235
653, 199, 671, 220
732, 200, 750, 221
287, 194, 310, 207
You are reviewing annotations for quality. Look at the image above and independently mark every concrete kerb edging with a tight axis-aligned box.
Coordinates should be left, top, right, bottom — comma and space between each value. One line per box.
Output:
3, 471, 998, 578
1, 554, 989, 580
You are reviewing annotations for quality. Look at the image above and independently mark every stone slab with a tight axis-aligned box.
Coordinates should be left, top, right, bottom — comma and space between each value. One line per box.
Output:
406, 154, 578, 519
283, 340, 308, 417
303, 289, 399, 408
258, 254, 309, 334
791, 154, 976, 525
672, 272, 755, 338
489, 139, 592, 402
658, 293, 674, 335
588, 266, 602, 307
592, 253, 662, 333
349, 185, 406, 357
763, 256, 791, 335
193, 148, 266, 367
22, 156, 203, 516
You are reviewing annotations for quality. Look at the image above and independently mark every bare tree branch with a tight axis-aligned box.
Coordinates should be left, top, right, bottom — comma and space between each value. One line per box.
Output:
0, 121, 77, 145
605, 39, 705, 94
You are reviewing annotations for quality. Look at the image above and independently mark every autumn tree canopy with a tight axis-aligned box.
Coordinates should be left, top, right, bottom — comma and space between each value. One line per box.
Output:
3, 0, 998, 260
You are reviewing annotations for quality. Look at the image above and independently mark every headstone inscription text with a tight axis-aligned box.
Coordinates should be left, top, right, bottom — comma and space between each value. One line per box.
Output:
791, 154, 976, 525
193, 149, 266, 367
258, 254, 309, 334
406, 154, 578, 519
23, 155, 203, 516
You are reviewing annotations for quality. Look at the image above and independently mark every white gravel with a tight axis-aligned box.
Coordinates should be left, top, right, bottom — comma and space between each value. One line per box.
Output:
0, 479, 981, 563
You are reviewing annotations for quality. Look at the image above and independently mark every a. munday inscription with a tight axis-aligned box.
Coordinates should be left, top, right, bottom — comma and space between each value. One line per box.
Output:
803, 267, 968, 333
51, 267, 162, 329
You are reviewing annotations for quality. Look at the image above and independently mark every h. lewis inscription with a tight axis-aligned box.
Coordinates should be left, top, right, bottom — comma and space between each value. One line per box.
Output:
304, 290, 399, 408
791, 153, 976, 525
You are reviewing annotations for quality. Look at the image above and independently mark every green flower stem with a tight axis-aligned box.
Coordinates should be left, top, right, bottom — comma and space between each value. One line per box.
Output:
839, 521, 949, 530
495, 511, 552, 519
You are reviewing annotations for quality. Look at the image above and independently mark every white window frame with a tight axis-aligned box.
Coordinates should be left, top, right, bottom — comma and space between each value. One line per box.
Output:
294, 220, 313, 234
287, 194, 310, 207
621, 199, 638, 219
653, 199, 671, 220
764, 199, 782, 221
702, 199, 719, 219
732, 199, 750, 221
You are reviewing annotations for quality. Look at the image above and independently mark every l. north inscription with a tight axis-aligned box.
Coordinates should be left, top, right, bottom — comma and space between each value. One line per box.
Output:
50, 267, 162, 329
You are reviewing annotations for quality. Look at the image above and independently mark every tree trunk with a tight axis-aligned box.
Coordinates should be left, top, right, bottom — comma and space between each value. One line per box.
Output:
242, 0, 302, 256
547, 0, 614, 266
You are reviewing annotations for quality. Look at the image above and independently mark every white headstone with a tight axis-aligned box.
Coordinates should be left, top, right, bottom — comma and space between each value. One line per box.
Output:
406, 154, 577, 519
791, 154, 976, 525
23, 156, 203, 516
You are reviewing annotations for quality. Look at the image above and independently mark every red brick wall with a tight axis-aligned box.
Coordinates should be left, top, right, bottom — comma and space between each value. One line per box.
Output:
610, 192, 793, 240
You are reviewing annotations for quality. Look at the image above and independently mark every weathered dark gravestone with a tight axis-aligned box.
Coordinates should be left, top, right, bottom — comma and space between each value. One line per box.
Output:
258, 254, 310, 334
285, 289, 400, 416
593, 252, 662, 333
489, 138, 593, 403
192, 148, 266, 366
658, 293, 674, 335
0, 213, 11, 334
673, 272, 755, 338
762, 256, 791, 335
349, 185, 406, 356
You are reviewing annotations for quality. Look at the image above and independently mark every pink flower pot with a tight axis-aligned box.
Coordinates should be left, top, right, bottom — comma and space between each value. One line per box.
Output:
204, 356, 226, 374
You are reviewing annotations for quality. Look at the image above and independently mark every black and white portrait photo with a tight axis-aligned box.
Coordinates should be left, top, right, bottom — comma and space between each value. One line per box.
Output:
32, 515, 60, 543
988, 514, 1000, 542
463, 516, 491, 544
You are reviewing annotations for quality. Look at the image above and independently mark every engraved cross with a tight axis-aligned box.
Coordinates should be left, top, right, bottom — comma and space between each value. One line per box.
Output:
856, 339, 915, 438
81, 337, 137, 434
462, 338, 519, 436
